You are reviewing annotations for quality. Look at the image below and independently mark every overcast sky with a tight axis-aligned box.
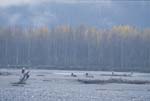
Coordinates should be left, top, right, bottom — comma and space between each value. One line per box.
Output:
0, 0, 100, 5
0, 0, 136, 6
0, 0, 149, 28
0, 0, 149, 8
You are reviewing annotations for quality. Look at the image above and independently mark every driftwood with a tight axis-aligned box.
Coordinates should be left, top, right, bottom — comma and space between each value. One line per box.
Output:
71, 73, 77, 77
78, 78, 150, 85
85, 73, 94, 78
100, 72, 133, 77
18, 71, 30, 84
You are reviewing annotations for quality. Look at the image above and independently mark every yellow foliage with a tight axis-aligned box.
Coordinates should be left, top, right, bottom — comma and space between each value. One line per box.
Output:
31, 26, 49, 38
56, 25, 71, 33
112, 25, 139, 38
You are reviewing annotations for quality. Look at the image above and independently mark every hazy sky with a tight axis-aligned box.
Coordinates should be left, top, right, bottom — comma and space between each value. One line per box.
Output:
0, 0, 149, 8
0, 0, 149, 28
0, 0, 121, 6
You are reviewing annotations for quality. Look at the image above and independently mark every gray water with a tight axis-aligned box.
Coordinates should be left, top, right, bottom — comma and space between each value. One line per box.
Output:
0, 69, 150, 101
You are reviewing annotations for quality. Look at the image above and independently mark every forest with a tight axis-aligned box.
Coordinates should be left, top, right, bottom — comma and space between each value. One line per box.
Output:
0, 25, 150, 72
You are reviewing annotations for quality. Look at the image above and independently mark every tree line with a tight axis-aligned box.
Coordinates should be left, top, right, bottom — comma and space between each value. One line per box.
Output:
0, 25, 150, 72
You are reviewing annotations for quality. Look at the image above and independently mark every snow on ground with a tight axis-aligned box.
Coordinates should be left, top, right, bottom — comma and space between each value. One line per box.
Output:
0, 69, 150, 101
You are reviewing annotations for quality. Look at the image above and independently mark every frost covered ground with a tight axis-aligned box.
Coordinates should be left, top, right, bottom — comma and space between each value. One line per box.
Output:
0, 69, 150, 101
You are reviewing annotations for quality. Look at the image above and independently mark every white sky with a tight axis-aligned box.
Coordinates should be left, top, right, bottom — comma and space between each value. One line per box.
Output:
0, 0, 112, 6
0, 0, 148, 7
0, 0, 37, 6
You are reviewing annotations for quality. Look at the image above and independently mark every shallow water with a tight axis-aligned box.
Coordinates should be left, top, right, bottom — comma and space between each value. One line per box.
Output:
0, 69, 150, 101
